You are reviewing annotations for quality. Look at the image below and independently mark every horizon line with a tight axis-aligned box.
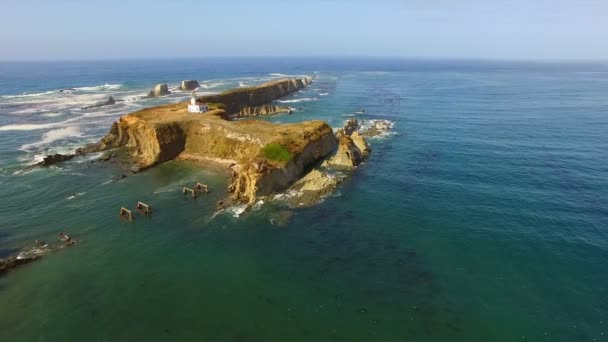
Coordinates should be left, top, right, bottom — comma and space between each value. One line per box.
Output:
1, 55, 607, 64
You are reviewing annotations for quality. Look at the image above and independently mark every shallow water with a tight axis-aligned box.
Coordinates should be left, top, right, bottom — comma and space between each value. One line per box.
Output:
1, 58, 607, 341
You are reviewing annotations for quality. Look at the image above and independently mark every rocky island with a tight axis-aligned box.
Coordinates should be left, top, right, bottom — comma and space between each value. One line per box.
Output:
70, 78, 391, 207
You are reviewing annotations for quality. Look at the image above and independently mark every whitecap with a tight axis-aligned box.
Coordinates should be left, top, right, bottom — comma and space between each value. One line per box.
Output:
319, 93, 329, 96
269, 73, 288, 77
0, 122, 59, 131
42, 112, 63, 118
226, 205, 248, 218
238, 82, 249, 88
277, 97, 318, 104
73, 83, 122, 92
19, 126, 83, 151
1, 90, 56, 99
67, 192, 86, 200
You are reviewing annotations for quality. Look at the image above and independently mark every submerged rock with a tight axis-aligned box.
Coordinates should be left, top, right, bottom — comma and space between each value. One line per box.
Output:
179, 80, 200, 91
147, 84, 171, 97
0, 255, 41, 274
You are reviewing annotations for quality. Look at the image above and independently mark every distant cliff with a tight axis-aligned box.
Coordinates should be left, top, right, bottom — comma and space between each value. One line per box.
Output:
200, 78, 311, 119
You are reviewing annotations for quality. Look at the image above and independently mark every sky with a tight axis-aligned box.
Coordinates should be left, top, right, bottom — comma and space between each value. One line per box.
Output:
0, 0, 606, 61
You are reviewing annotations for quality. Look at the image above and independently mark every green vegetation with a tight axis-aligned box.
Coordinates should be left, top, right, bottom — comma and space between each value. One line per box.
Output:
208, 102, 226, 110
261, 142, 293, 162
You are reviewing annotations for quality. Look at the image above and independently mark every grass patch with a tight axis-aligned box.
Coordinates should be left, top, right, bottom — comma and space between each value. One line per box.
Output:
208, 102, 226, 110
261, 142, 293, 162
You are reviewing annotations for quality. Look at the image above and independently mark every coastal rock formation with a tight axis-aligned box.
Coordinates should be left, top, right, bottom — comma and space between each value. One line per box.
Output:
147, 84, 171, 97
200, 78, 311, 119
361, 120, 393, 137
351, 131, 371, 157
282, 169, 343, 207
82, 96, 116, 110
81, 78, 336, 203
341, 118, 361, 136
324, 135, 363, 168
228, 126, 337, 203
0, 255, 42, 274
179, 80, 200, 91
36, 153, 75, 167
237, 105, 291, 117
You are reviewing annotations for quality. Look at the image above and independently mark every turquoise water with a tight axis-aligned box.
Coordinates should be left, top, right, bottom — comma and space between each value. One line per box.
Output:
1, 59, 607, 341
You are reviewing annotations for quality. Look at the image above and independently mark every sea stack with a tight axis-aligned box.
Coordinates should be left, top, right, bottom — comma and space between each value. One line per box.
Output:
179, 80, 200, 91
147, 84, 171, 97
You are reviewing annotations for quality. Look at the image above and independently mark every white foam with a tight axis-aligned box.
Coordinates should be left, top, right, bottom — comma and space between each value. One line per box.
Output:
238, 82, 249, 88
1, 91, 56, 99
277, 97, 318, 104
42, 112, 63, 118
0, 123, 58, 131
269, 73, 288, 77
319, 93, 329, 96
73, 83, 121, 92
200, 82, 225, 89
19, 126, 83, 151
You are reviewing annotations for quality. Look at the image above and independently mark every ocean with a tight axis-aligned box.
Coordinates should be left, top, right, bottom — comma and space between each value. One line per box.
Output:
0, 58, 607, 341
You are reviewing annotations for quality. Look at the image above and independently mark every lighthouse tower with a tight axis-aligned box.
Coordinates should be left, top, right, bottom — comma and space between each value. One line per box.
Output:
187, 90, 209, 113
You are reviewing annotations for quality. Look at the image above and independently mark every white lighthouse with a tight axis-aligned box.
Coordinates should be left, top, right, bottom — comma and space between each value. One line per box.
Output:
187, 90, 209, 113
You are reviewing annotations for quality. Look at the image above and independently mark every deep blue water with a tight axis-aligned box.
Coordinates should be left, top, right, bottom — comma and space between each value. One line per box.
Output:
0, 58, 607, 341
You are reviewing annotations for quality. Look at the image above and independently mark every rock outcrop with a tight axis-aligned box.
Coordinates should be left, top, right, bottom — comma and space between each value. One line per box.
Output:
283, 169, 343, 207
36, 153, 75, 167
0, 255, 42, 274
81, 78, 336, 203
200, 78, 311, 119
237, 105, 291, 117
361, 120, 393, 138
82, 96, 116, 110
324, 135, 363, 168
341, 118, 360, 136
147, 84, 171, 97
179, 80, 200, 91
351, 131, 371, 157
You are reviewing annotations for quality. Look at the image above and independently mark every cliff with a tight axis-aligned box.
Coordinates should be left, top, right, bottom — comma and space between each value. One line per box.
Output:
83, 78, 338, 204
200, 78, 311, 119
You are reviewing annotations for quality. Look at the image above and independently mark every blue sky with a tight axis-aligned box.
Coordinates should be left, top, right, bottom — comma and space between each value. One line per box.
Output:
1, 0, 606, 61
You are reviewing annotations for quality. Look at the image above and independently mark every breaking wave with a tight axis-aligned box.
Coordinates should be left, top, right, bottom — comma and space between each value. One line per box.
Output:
19, 126, 83, 151
73, 83, 122, 91
277, 97, 318, 104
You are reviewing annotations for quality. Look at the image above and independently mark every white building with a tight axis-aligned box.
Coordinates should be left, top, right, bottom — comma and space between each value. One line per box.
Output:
187, 91, 209, 113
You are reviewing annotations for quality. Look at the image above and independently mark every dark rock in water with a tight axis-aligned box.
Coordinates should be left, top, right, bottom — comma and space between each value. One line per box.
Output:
0, 255, 41, 274
179, 80, 200, 91
37, 153, 75, 167
82, 96, 117, 110
147, 84, 171, 97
